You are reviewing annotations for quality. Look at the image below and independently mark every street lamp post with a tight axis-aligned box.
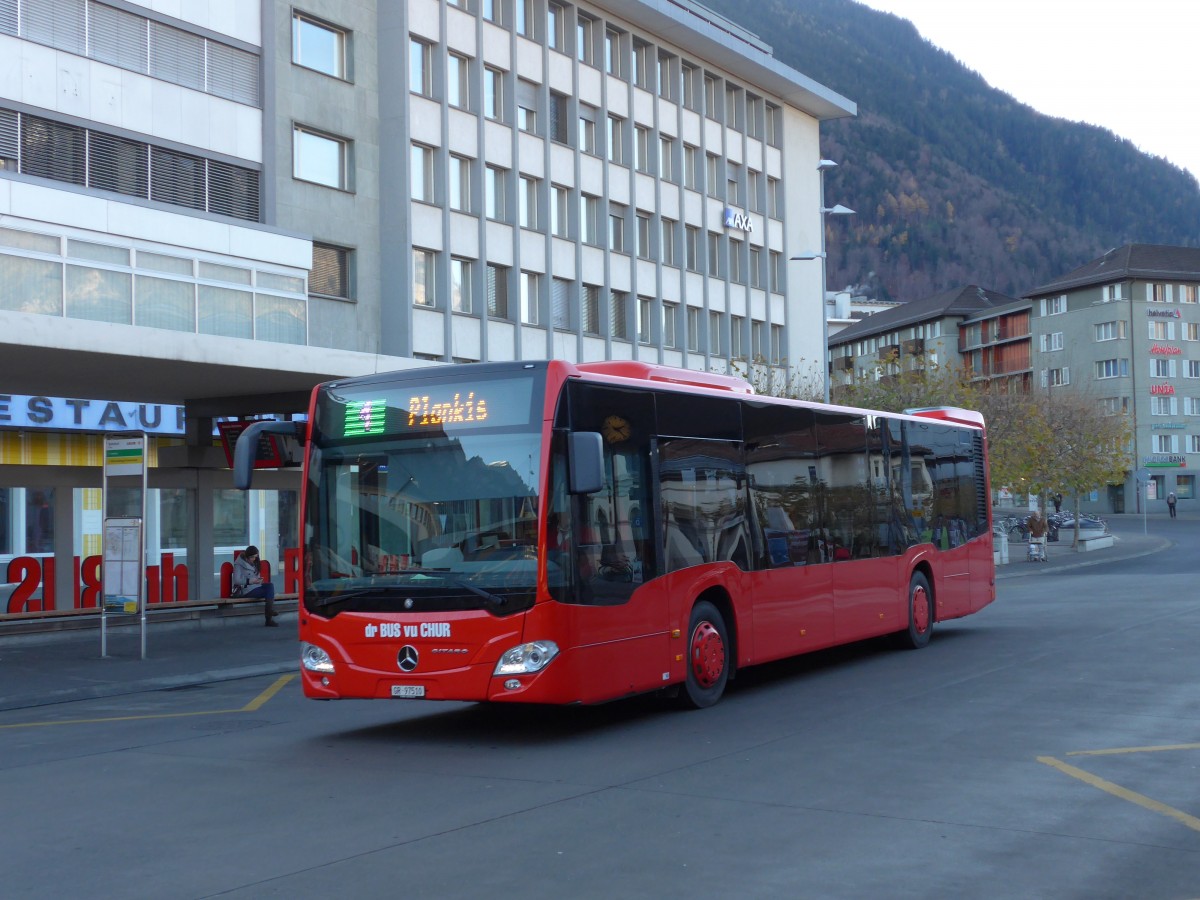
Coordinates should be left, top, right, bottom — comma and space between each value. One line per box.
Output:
792, 159, 854, 403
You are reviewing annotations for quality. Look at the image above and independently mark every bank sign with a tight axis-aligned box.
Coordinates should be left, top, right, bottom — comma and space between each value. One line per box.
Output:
0, 394, 185, 435
1142, 454, 1186, 468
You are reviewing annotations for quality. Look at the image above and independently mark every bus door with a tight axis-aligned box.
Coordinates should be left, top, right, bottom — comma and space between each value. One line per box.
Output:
556, 383, 663, 698
916, 423, 975, 620
743, 402, 834, 658
811, 411, 905, 641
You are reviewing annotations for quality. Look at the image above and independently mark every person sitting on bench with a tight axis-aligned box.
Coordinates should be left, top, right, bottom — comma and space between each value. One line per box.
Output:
232, 545, 278, 626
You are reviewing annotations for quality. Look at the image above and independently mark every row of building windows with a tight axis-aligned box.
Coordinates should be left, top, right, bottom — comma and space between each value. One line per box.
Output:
0, 107, 261, 222
1043, 283, 1200, 314
1084, 358, 1200, 379
1035, 321, 1200, 349
406, 47, 784, 213
437, 0, 785, 144
0, 225, 307, 342
835, 323, 944, 359
2, 0, 260, 106
1147, 433, 1200, 453
1148, 396, 1200, 415
411, 247, 784, 357
411, 137, 779, 220
412, 165, 784, 287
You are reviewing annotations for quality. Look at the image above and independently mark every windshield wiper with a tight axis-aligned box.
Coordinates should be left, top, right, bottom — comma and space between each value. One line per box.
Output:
393, 567, 509, 608
313, 569, 509, 609
311, 586, 394, 609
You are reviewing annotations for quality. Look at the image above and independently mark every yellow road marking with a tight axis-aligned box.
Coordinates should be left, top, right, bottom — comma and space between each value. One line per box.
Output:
1067, 743, 1200, 757
0, 674, 296, 730
241, 674, 295, 711
1038, 755, 1200, 833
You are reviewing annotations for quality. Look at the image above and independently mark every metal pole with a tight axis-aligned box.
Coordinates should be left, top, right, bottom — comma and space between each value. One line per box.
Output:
818, 172, 830, 404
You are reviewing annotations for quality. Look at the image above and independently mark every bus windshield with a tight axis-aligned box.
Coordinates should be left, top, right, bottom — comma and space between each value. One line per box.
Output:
305, 370, 544, 617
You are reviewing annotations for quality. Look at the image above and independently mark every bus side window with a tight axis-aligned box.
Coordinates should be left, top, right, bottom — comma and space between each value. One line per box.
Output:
744, 402, 818, 569
659, 438, 748, 573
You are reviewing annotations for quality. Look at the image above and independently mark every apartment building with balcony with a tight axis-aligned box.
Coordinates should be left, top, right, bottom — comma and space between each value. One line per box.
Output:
827, 285, 1018, 396
958, 300, 1032, 393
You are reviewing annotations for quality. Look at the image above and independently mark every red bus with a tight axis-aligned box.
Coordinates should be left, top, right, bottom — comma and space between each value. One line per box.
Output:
236, 360, 994, 708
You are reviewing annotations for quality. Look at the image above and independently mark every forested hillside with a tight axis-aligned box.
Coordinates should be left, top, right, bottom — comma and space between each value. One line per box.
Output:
702, 0, 1200, 300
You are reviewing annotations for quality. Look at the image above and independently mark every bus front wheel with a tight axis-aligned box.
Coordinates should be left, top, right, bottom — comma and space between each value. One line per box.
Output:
899, 572, 933, 650
681, 600, 729, 709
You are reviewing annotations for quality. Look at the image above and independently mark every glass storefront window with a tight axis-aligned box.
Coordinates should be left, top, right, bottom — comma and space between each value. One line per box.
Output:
26, 488, 54, 553
214, 489, 249, 548
0, 488, 10, 555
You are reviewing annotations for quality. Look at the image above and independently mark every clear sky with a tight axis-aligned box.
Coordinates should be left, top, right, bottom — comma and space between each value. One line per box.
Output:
852, 0, 1200, 184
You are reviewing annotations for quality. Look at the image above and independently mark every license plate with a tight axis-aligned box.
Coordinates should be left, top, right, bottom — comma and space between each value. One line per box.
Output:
391, 685, 426, 698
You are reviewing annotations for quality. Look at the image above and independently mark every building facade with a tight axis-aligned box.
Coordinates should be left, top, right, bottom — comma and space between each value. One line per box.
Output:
0, 0, 854, 616
827, 285, 1020, 396
1026, 244, 1200, 515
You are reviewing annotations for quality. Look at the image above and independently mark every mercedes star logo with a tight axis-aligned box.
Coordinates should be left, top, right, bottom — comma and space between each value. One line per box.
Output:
397, 645, 419, 672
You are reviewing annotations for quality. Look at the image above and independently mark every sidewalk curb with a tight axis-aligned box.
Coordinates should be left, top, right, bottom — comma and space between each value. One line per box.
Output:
0, 661, 296, 713
995, 533, 1172, 580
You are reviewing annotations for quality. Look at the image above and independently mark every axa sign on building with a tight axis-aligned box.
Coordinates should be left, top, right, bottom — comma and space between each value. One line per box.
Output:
724, 208, 753, 232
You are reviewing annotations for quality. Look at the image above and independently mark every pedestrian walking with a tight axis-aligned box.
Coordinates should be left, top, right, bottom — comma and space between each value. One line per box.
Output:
1026, 510, 1048, 561
1167, 491, 1177, 518
1052, 493, 1063, 514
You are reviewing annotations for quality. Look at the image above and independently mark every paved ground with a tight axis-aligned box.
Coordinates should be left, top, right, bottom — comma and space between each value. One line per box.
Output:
0, 512, 1176, 713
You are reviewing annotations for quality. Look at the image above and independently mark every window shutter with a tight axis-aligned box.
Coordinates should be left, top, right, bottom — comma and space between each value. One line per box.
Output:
88, 1, 149, 72
208, 159, 260, 222
1040, 369, 1048, 388
149, 146, 207, 210
1062, 366, 1069, 385
552, 278, 569, 329
0, 0, 17, 35
486, 265, 508, 318
207, 41, 260, 106
21, 0, 85, 54
87, 130, 149, 197
611, 293, 627, 339
150, 21, 204, 92
310, 244, 349, 299
0, 108, 17, 162
20, 115, 86, 185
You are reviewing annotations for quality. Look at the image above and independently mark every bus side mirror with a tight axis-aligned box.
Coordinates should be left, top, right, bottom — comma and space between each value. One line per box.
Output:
568, 432, 604, 494
233, 421, 306, 489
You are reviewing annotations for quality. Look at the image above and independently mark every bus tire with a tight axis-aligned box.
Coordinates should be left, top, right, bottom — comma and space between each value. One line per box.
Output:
899, 572, 933, 650
680, 600, 729, 709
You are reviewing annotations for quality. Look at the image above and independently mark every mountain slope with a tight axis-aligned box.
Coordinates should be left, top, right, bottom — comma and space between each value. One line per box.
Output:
701, 0, 1200, 300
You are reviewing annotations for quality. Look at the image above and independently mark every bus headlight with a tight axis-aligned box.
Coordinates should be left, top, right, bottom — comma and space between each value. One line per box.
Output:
494, 640, 559, 675
301, 642, 335, 674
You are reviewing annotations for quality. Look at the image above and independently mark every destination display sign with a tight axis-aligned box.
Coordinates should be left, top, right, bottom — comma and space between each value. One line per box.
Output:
330, 375, 538, 440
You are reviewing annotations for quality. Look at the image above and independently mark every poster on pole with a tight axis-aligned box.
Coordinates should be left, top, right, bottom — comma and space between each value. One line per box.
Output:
103, 517, 143, 614
104, 437, 145, 477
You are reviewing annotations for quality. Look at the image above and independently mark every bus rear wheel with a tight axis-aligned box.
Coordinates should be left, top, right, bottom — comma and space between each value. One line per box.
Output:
680, 600, 729, 709
899, 572, 933, 650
